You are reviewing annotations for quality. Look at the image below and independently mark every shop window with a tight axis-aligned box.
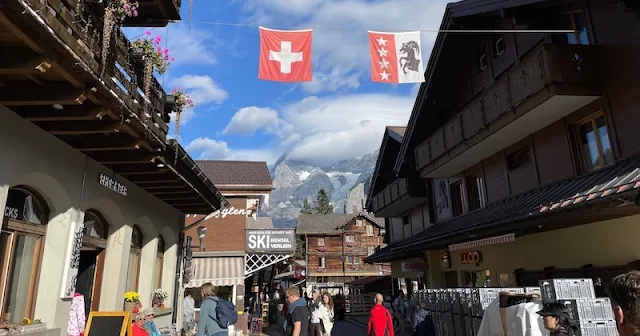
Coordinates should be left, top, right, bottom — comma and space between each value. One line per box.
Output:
575, 112, 614, 172
126, 225, 143, 292
465, 174, 486, 211
318, 237, 325, 246
83, 210, 109, 239
402, 215, 410, 226
477, 40, 488, 71
318, 257, 326, 268
552, 11, 590, 45
491, 35, 505, 57
1, 187, 49, 323
506, 147, 532, 172
348, 256, 360, 265
356, 219, 364, 227
345, 234, 355, 243
450, 180, 465, 217
155, 236, 165, 290
366, 224, 374, 236
462, 270, 490, 287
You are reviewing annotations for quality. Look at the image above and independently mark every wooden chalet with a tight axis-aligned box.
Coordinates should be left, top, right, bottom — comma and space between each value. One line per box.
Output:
0, 0, 226, 334
297, 211, 390, 293
366, 0, 640, 290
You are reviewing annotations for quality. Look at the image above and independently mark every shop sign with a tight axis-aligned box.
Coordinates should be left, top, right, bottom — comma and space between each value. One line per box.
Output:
440, 250, 451, 269
98, 173, 128, 197
211, 206, 254, 219
246, 229, 296, 253
459, 251, 483, 266
401, 262, 425, 272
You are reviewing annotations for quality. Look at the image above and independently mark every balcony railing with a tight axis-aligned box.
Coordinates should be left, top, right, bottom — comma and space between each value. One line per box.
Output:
29, 0, 172, 140
415, 43, 600, 177
369, 178, 428, 217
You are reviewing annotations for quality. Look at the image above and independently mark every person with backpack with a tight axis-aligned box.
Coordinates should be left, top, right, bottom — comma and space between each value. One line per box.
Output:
196, 283, 238, 336
368, 293, 394, 336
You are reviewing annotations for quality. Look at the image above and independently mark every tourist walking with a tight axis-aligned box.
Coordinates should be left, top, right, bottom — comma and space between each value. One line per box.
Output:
196, 283, 228, 336
308, 290, 322, 336
412, 301, 433, 336
285, 286, 310, 336
318, 292, 335, 336
537, 302, 574, 336
368, 293, 394, 336
183, 290, 196, 336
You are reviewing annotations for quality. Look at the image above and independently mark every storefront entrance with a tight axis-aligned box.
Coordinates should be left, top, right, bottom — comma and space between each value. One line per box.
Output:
76, 210, 109, 315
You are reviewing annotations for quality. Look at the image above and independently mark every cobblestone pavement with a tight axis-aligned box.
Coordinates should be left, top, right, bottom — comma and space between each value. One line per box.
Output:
261, 320, 367, 336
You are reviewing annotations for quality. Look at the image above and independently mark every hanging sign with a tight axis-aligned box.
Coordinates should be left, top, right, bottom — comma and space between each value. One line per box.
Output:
459, 251, 483, 266
401, 262, 425, 272
211, 207, 254, 219
99, 173, 128, 197
246, 229, 296, 253
60, 216, 85, 299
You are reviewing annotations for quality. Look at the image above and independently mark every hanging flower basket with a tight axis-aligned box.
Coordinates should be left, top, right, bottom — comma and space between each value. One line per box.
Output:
101, 0, 139, 74
131, 32, 174, 75
170, 88, 194, 149
316, 247, 327, 252
346, 241, 357, 247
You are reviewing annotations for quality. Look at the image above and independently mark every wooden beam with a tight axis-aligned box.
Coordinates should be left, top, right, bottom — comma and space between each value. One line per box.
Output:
64, 134, 144, 151
138, 184, 187, 191
117, 165, 170, 175
87, 150, 158, 165
0, 11, 44, 53
17, 106, 107, 121
128, 173, 178, 183
0, 81, 86, 106
38, 120, 125, 135
0, 47, 50, 75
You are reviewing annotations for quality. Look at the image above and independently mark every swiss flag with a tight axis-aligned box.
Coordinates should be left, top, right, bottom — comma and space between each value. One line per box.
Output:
259, 27, 313, 82
368, 31, 425, 84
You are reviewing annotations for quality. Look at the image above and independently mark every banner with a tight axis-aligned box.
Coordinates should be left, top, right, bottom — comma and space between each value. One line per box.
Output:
368, 31, 425, 84
246, 229, 296, 253
258, 27, 313, 82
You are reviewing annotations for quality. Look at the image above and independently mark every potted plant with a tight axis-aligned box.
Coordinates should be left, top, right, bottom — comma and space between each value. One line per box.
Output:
152, 289, 169, 309
15, 318, 46, 334
169, 88, 194, 140
346, 241, 357, 247
316, 267, 326, 273
124, 291, 141, 312
131, 32, 174, 118
316, 247, 327, 252
101, 0, 139, 74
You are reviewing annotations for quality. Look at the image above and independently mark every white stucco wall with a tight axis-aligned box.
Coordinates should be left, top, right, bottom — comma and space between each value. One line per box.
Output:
0, 106, 182, 334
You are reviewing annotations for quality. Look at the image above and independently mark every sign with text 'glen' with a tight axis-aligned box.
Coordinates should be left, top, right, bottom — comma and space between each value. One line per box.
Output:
246, 229, 296, 253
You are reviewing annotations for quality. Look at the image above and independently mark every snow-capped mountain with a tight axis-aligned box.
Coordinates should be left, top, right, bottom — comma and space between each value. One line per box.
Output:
264, 150, 378, 228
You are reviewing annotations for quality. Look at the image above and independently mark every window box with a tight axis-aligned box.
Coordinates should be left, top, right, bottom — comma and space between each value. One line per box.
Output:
316, 267, 326, 273
316, 247, 327, 252
346, 241, 357, 248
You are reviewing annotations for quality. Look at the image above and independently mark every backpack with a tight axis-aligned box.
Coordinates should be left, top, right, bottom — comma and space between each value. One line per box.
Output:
206, 297, 238, 328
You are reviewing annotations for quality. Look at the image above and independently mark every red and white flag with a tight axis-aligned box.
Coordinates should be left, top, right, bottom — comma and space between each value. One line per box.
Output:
259, 27, 313, 82
368, 31, 425, 84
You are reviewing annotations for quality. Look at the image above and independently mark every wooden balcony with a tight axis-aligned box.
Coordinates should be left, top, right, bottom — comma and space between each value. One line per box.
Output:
415, 43, 601, 178
86, 0, 182, 27
369, 178, 428, 218
0, 0, 225, 213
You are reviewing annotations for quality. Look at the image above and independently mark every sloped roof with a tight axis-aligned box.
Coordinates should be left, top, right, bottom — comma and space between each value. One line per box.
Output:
387, 126, 406, 142
297, 211, 385, 234
297, 214, 347, 235
196, 160, 273, 190
246, 217, 274, 229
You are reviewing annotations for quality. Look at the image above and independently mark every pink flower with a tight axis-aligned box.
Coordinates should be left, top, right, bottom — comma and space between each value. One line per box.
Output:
171, 57, 175, 61
145, 31, 152, 36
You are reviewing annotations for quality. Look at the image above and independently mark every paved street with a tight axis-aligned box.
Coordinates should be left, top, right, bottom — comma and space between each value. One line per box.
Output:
261, 319, 367, 335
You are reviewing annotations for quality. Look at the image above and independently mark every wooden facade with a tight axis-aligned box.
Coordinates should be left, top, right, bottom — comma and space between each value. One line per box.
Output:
0, 0, 224, 213
366, 0, 640, 267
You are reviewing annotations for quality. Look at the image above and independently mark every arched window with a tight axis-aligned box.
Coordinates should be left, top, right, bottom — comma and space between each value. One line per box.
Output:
83, 210, 109, 240
126, 225, 143, 292
155, 236, 165, 290
1, 186, 49, 323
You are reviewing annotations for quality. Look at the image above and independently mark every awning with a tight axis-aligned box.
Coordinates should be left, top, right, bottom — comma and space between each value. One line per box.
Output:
308, 272, 383, 277
187, 256, 244, 287
366, 156, 640, 263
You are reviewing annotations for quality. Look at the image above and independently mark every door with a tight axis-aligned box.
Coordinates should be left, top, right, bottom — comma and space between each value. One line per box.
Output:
76, 249, 101, 317
444, 271, 458, 287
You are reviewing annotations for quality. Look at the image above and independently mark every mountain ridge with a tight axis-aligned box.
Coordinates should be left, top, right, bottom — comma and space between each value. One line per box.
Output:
264, 150, 378, 228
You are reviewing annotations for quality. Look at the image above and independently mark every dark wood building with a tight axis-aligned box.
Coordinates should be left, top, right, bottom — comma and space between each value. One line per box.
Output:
297, 211, 390, 293
366, 0, 640, 290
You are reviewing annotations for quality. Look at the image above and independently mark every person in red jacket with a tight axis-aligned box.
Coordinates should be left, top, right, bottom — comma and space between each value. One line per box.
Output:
368, 294, 394, 336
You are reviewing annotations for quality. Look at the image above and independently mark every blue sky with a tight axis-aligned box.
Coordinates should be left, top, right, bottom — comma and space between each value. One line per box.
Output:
124, 0, 448, 166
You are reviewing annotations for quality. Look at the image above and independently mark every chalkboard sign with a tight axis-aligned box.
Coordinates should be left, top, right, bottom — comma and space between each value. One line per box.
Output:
85, 312, 132, 336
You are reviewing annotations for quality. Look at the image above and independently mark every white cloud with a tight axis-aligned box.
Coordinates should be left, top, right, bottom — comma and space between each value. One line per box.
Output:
222, 107, 281, 136
242, 0, 448, 93
171, 75, 228, 105
215, 92, 416, 166
185, 137, 281, 165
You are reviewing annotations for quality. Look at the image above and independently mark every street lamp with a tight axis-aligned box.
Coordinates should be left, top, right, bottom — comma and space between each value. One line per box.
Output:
197, 226, 207, 252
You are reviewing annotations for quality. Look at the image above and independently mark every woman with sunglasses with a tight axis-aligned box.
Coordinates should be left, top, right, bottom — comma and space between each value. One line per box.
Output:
132, 313, 150, 336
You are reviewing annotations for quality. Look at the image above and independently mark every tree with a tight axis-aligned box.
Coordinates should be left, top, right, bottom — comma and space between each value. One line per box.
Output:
300, 198, 313, 214
314, 188, 334, 214
293, 235, 306, 260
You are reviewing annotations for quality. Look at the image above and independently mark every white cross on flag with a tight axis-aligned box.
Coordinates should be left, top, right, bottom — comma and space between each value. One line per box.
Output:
259, 27, 313, 82
368, 31, 425, 84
